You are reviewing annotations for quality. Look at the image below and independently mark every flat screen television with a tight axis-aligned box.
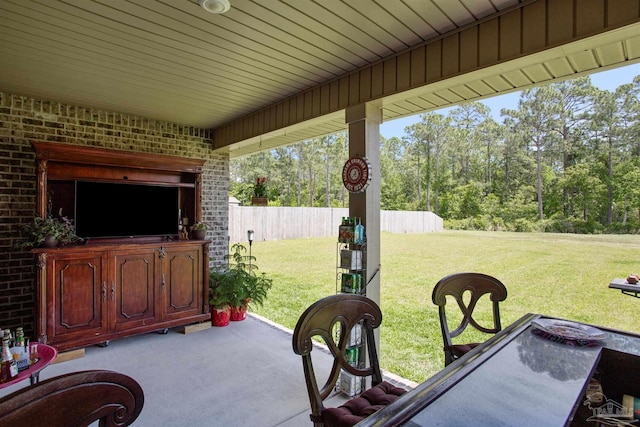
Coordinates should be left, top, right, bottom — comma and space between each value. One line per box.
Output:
75, 181, 179, 239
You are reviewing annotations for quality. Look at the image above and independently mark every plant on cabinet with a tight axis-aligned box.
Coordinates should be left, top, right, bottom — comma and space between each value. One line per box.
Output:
190, 221, 209, 240
18, 216, 82, 248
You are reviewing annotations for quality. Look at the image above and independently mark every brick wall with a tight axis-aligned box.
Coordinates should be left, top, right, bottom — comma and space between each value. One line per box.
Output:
0, 92, 229, 336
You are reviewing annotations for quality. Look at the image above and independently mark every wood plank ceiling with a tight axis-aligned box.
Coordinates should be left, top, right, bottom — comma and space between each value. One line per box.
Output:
1, 0, 639, 157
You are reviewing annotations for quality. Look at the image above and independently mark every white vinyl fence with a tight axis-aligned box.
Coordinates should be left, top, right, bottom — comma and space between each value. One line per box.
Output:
228, 205, 442, 243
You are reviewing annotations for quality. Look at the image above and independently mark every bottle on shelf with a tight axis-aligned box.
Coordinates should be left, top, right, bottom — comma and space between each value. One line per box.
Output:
354, 218, 365, 244
2, 329, 12, 347
1, 336, 18, 382
339, 217, 355, 243
622, 395, 640, 421
12, 327, 29, 371
338, 216, 366, 244
15, 327, 24, 347
30, 343, 39, 365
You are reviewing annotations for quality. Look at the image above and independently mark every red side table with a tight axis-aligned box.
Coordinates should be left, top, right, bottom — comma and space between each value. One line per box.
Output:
0, 343, 57, 389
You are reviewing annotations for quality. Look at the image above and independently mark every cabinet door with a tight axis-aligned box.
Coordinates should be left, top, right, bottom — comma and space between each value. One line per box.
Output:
162, 247, 202, 321
111, 250, 158, 331
48, 253, 107, 344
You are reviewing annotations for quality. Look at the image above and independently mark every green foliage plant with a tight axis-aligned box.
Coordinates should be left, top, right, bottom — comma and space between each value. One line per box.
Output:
209, 243, 272, 310
208, 269, 235, 310
190, 221, 209, 231
19, 216, 81, 248
253, 177, 267, 198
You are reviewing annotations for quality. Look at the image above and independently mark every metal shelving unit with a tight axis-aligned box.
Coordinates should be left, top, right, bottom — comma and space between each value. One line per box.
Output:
336, 242, 367, 295
335, 217, 367, 396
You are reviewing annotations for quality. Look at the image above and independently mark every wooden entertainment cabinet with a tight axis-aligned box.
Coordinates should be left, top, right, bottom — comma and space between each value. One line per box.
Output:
31, 142, 211, 351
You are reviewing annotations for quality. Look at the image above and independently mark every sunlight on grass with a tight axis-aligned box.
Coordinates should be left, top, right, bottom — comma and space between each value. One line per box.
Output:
249, 230, 640, 383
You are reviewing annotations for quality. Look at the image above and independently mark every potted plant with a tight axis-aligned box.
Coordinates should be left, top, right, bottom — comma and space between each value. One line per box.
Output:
251, 177, 268, 206
19, 216, 82, 248
210, 243, 273, 322
231, 270, 272, 321
208, 269, 235, 327
190, 221, 209, 240
228, 243, 272, 320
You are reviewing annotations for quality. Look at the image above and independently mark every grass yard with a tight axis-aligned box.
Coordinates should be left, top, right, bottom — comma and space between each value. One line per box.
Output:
247, 230, 640, 383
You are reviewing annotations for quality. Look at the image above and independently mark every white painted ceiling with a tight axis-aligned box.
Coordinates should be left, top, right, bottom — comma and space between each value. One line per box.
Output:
1, 0, 639, 155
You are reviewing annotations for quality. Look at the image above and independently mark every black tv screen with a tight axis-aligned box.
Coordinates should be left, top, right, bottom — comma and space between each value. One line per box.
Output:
75, 181, 179, 238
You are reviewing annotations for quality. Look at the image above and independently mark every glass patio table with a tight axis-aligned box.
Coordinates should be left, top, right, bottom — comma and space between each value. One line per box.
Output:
357, 313, 640, 426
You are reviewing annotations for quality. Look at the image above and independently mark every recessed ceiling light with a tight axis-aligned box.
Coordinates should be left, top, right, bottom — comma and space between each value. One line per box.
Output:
199, 0, 230, 14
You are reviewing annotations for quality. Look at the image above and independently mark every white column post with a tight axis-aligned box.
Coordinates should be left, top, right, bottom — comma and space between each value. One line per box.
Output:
345, 103, 382, 307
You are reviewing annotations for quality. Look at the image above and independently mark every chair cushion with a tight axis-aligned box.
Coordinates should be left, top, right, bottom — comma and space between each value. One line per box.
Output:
322, 381, 407, 427
451, 342, 481, 358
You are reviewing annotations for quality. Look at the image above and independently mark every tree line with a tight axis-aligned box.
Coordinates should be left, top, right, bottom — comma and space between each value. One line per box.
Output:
230, 74, 640, 234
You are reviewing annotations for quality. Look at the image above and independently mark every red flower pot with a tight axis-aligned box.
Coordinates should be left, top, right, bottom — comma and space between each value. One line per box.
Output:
211, 306, 230, 327
230, 306, 247, 321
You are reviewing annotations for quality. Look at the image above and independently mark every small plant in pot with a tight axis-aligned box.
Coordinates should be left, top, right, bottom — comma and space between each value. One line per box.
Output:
190, 221, 209, 240
18, 216, 82, 248
251, 177, 268, 206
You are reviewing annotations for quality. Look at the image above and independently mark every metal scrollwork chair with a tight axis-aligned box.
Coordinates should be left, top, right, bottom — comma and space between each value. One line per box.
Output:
432, 272, 508, 366
292, 294, 406, 427
0, 370, 144, 426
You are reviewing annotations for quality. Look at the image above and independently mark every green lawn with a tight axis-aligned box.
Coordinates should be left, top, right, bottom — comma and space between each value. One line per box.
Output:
247, 230, 640, 383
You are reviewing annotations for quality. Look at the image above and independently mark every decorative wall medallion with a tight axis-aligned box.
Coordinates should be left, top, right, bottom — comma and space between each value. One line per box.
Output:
342, 156, 372, 193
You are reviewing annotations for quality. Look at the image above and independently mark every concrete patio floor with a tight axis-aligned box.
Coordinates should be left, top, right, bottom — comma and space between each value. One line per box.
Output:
0, 314, 414, 426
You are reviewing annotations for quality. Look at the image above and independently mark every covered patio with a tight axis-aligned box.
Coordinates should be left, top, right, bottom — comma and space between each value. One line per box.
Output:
2, 1, 639, 310
1, 1, 640, 425
2, 0, 639, 321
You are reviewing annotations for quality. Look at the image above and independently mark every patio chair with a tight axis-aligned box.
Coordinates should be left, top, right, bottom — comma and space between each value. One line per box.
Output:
0, 369, 144, 426
432, 272, 508, 366
292, 294, 406, 427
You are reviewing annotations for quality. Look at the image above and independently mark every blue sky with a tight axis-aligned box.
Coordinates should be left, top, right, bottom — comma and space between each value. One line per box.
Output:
379, 62, 640, 139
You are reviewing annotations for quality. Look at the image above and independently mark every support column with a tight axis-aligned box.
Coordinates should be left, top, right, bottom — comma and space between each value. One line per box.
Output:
345, 103, 382, 307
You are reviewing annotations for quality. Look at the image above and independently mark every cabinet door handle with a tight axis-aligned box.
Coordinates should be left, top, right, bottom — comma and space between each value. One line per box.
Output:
111, 281, 115, 301
102, 282, 107, 301
161, 274, 166, 291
